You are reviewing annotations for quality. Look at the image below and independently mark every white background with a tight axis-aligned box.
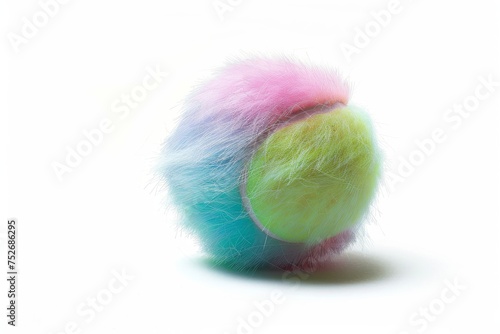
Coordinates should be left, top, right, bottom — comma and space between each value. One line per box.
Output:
2, 0, 499, 333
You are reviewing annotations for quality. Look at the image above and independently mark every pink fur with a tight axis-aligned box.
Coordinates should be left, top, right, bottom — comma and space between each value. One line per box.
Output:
282, 230, 356, 271
192, 57, 350, 124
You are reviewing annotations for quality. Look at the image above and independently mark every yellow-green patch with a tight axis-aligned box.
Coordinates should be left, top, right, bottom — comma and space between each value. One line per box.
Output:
245, 106, 382, 244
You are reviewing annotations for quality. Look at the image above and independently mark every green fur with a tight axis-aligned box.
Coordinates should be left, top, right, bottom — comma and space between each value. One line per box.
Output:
245, 106, 381, 244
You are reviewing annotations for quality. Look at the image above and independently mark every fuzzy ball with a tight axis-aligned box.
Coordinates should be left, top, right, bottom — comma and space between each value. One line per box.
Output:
158, 57, 382, 270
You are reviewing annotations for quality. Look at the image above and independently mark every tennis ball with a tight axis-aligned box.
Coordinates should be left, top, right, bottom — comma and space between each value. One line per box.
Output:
158, 56, 382, 270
